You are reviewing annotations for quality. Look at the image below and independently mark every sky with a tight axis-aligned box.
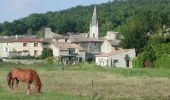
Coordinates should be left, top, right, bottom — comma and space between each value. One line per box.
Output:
0, 0, 109, 23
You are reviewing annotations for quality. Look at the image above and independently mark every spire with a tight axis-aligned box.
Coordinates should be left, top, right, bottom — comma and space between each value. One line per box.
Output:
91, 6, 97, 26
89, 6, 99, 38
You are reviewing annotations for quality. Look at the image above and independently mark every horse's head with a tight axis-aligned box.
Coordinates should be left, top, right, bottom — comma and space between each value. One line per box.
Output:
37, 84, 42, 94
35, 80, 42, 94
34, 76, 42, 94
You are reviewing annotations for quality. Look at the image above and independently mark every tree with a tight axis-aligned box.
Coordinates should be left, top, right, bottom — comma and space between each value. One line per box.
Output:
124, 55, 130, 67
0, 0, 169, 36
41, 48, 53, 59
118, 14, 149, 54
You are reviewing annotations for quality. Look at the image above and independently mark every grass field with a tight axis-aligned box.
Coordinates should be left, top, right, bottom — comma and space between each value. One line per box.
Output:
1, 62, 170, 100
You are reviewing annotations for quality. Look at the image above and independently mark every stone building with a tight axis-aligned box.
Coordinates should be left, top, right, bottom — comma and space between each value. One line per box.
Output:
0, 36, 43, 58
96, 40, 136, 68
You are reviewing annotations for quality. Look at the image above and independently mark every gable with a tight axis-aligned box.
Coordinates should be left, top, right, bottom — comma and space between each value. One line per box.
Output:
101, 40, 112, 53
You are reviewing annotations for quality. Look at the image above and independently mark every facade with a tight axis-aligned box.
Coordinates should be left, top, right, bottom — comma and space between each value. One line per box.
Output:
96, 40, 136, 68
13, 37, 43, 57
50, 42, 86, 65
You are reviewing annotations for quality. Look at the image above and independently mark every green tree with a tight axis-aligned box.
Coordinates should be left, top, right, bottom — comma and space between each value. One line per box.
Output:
41, 48, 53, 59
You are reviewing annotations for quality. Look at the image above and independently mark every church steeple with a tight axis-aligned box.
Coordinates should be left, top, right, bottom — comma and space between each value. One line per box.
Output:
91, 6, 97, 26
89, 6, 99, 38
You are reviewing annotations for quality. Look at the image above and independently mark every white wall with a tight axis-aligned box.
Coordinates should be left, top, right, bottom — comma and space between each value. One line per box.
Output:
0, 42, 14, 58
96, 57, 109, 66
50, 45, 60, 57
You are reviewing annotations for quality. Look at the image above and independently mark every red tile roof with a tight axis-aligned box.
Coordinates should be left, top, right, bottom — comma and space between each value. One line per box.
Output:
14, 37, 42, 42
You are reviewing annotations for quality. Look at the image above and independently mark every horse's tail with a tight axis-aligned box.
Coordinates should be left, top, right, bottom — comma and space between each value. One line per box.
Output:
7, 72, 12, 88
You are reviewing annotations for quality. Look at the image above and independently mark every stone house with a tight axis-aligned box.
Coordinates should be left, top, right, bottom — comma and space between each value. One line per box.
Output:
95, 40, 136, 68
13, 37, 43, 57
50, 42, 86, 65
0, 36, 43, 58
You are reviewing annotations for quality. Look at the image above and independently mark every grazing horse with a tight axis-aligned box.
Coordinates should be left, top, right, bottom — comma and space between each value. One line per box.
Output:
7, 68, 42, 95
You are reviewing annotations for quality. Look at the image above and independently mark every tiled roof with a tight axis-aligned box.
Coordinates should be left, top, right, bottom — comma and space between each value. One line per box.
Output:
0, 36, 42, 43
70, 34, 104, 42
54, 36, 70, 39
14, 37, 42, 42
43, 38, 53, 43
96, 48, 134, 57
52, 42, 85, 51
0, 36, 16, 42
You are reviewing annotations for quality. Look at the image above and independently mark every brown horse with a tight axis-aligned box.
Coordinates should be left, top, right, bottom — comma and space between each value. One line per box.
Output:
7, 68, 42, 95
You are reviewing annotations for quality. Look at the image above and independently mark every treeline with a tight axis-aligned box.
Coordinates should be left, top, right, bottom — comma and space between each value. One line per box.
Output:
0, 0, 169, 36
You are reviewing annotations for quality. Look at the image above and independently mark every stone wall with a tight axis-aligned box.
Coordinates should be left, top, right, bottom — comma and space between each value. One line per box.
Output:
2, 59, 43, 64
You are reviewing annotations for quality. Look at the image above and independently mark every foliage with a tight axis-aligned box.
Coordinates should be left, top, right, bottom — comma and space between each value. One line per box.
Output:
0, 0, 169, 36
154, 55, 170, 68
132, 57, 143, 68
44, 57, 57, 64
132, 33, 170, 68
41, 48, 53, 59
124, 55, 130, 61
117, 12, 150, 53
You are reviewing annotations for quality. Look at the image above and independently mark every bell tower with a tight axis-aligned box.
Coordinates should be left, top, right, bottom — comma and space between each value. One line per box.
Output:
89, 6, 99, 38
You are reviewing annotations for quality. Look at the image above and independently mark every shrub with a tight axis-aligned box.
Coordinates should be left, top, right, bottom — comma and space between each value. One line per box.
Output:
44, 57, 58, 64
132, 57, 143, 68
41, 48, 53, 59
154, 55, 170, 68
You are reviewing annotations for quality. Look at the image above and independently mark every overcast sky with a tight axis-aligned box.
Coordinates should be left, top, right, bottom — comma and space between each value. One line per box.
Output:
0, 0, 109, 23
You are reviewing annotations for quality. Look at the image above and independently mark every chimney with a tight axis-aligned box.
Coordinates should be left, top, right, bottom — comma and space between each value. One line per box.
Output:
45, 28, 52, 34
15, 35, 18, 39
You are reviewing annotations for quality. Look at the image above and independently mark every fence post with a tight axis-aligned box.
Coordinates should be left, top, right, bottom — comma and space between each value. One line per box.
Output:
91, 80, 94, 100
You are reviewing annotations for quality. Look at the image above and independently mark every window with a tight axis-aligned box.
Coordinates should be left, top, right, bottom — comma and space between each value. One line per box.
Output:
34, 50, 38, 56
5, 48, 9, 52
65, 39, 67, 42
23, 43, 27, 47
114, 60, 118, 63
94, 43, 97, 46
34, 43, 38, 47
68, 48, 75, 55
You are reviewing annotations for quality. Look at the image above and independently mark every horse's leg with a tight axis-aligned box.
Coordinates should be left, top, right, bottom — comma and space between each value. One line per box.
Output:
11, 79, 14, 90
27, 82, 31, 95
15, 79, 19, 93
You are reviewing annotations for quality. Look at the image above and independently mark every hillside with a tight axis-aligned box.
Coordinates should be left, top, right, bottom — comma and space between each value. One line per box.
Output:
0, 0, 169, 36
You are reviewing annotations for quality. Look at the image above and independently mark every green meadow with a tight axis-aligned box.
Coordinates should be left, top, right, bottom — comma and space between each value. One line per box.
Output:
1, 62, 170, 100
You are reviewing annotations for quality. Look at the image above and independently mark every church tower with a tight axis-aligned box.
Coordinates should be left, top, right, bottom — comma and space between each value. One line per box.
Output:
89, 6, 99, 38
